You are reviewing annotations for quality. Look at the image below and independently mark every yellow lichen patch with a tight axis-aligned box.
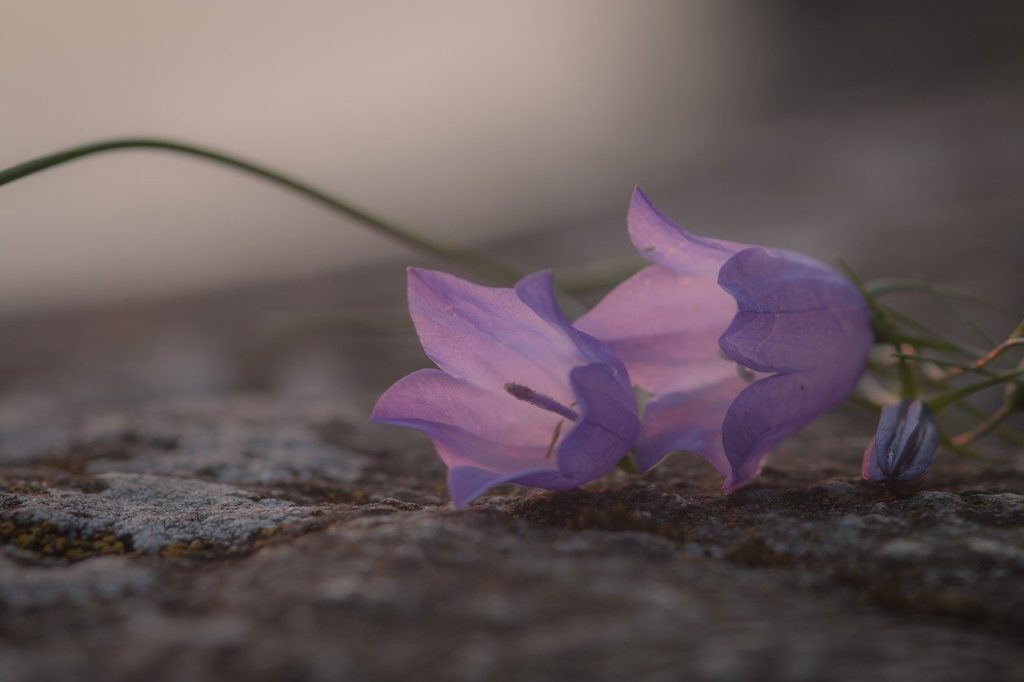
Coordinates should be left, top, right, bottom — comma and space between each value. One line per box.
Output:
159, 539, 210, 558
0, 520, 129, 561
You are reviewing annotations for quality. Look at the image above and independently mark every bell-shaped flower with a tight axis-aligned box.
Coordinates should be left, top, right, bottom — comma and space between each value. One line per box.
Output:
861, 399, 939, 481
372, 268, 640, 508
576, 189, 873, 490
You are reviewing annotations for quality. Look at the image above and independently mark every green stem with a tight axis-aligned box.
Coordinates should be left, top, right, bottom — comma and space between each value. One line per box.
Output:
864, 277, 1006, 312
928, 367, 1024, 412
0, 138, 522, 284
838, 259, 916, 397
879, 306, 986, 357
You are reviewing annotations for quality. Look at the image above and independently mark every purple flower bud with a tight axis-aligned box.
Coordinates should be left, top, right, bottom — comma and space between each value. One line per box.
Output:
862, 399, 939, 482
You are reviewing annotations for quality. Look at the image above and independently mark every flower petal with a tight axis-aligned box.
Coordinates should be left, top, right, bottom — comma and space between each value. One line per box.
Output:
717, 247, 873, 490
514, 271, 629, 381
717, 247, 872, 374
720, 374, 831, 490
444, 362, 641, 508
376, 270, 640, 508
576, 265, 737, 395
627, 187, 746, 275
448, 466, 576, 509
557, 363, 640, 481
634, 376, 748, 474
407, 268, 584, 402
371, 368, 558, 473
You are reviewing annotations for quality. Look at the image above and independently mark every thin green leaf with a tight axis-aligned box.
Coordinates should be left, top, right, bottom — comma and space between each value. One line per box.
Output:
864, 277, 1007, 312
928, 367, 1024, 412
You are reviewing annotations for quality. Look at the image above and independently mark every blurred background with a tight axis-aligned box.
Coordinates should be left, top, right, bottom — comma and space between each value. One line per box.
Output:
0, 0, 1022, 407
3, 0, 1022, 312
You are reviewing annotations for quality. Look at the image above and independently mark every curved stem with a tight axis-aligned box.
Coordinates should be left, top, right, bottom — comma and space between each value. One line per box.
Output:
928, 367, 1024, 412
943, 337, 1023, 380
0, 138, 522, 284
839, 259, 916, 397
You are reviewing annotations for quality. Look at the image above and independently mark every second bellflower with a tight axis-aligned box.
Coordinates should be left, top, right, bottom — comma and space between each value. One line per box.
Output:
576, 189, 874, 490
372, 268, 639, 508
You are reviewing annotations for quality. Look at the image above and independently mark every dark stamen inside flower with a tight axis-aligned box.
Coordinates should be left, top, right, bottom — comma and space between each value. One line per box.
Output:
504, 383, 580, 422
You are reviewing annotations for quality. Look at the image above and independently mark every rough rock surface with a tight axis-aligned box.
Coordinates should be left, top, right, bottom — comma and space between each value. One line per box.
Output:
2, 366, 1022, 682
2, 93, 1024, 680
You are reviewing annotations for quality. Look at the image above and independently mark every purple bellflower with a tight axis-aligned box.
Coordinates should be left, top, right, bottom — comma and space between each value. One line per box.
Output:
861, 399, 938, 482
372, 268, 640, 508
576, 189, 874, 491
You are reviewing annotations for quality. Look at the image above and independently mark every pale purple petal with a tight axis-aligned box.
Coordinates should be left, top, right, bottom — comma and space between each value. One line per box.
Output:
445, 362, 639, 508
576, 265, 737, 395
378, 365, 636, 507
717, 247, 873, 490
627, 187, 746, 275
514, 271, 630, 382
371, 368, 556, 473
635, 376, 748, 474
407, 268, 584, 402
375, 269, 639, 507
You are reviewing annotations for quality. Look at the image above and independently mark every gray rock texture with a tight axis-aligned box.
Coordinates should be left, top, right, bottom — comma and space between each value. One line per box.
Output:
3, 472, 326, 554
2, 379, 1022, 682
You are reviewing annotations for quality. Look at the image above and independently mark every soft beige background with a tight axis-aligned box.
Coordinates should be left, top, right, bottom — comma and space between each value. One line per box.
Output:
1, 1, 1022, 316
0, 1, 771, 313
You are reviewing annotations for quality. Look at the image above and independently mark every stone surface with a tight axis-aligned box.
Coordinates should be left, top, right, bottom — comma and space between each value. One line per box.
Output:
1, 374, 1022, 681
2, 472, 327, 554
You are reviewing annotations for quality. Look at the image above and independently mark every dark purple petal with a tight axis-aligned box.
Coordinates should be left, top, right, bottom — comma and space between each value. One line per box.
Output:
448, 466, 578, 509
717, 247, 873, 490
720, 374, 834, 490
717, 247, 871, 373
557, 364, 640, 481
862, 400, 939, 482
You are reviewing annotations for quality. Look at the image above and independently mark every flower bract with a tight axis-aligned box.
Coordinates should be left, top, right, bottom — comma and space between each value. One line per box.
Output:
372, 268, 639, 508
